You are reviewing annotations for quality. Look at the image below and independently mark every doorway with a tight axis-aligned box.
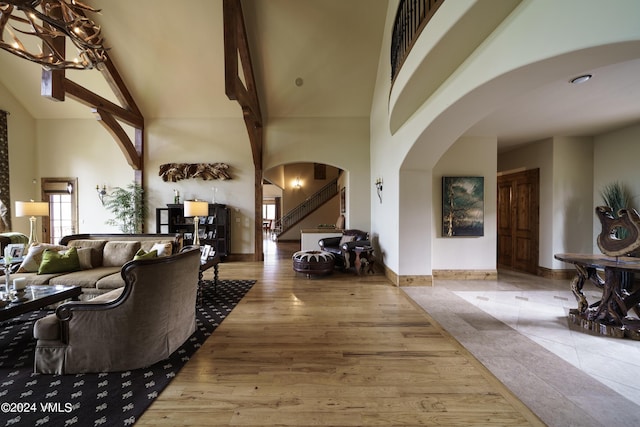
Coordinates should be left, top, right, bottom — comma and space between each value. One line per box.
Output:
497, 169, 540, 274
41, 178, 78, 244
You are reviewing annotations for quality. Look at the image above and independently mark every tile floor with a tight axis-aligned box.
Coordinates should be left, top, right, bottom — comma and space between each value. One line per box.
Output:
403, 270, 640, 427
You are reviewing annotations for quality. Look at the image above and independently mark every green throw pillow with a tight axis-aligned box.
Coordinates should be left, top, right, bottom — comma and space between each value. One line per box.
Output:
38, 247, 81, 275
134, 248, 158, 260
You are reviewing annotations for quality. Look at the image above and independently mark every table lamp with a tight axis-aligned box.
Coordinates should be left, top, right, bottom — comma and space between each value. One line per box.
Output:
183, 200, 208, 246
15, 200, 49, 247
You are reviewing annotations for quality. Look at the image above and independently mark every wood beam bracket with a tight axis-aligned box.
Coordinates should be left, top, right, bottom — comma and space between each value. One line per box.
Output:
40, 52, 144, 181
224, 0, 262, 170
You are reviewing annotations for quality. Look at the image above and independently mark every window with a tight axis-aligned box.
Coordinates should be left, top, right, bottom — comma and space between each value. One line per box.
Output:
262, 203, 276, 220
41, 178, 77, 244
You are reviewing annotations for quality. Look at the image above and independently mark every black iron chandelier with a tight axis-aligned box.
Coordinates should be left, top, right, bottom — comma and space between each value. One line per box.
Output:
0, 0, 107, 70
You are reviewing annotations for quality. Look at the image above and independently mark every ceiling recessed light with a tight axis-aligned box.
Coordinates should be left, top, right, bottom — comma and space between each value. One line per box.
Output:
570, 74, 592, 84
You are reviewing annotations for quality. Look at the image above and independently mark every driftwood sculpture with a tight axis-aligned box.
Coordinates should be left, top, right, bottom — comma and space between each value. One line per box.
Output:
595, 205, 640, 257
159, 163, 231, 182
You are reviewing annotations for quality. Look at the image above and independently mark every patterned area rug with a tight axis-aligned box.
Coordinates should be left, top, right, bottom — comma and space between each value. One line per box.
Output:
0, 279, 255, 426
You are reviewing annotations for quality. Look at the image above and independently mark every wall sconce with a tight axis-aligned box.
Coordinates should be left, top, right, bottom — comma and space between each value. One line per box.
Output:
96, 185, 108, 205
375, 178, 383, 203
294, 177, 302, 189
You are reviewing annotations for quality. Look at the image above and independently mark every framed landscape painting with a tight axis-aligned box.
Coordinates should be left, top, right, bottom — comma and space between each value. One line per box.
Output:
442, 176, 484, 237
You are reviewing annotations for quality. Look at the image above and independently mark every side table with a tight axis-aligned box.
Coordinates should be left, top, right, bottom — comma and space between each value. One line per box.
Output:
353, 245, 375, 275
197, 254, 220, 305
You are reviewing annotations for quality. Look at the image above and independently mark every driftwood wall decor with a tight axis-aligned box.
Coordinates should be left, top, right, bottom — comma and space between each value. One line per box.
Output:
159, 163, 232, 182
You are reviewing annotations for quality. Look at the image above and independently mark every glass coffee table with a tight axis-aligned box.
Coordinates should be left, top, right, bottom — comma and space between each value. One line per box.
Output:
0, 285, 82, 323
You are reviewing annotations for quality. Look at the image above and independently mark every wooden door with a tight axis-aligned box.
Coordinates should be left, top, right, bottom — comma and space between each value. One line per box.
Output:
497, 169, 539, 274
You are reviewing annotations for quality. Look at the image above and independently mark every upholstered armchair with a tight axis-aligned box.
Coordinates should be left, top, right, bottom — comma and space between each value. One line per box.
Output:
33, 246, 201, 374
318, 229, 370, 269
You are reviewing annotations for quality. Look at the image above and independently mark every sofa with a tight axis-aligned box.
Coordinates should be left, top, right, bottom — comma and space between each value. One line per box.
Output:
33, 246, 201, 374
0, 233, 182, 300
0, 232, 29, 254
318, 229, 370, 269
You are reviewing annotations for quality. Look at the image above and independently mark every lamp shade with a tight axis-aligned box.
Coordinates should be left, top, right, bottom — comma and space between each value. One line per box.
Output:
183, 200, 208, 217
15, 201, 50, 217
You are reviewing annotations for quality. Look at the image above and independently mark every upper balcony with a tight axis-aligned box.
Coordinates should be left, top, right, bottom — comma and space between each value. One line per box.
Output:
389, 0, 522, 134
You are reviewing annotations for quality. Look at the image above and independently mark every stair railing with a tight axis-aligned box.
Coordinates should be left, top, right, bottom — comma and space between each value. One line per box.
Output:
273, 178, 338, 236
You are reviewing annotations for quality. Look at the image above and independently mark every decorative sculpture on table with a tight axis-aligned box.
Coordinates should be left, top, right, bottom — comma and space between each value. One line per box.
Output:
595, 206, 640, 257
159, 163, 231, 182
556, 206, 640, 339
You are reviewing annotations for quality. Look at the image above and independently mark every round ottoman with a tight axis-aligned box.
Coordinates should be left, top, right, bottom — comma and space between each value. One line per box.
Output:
292, 250, 335, 277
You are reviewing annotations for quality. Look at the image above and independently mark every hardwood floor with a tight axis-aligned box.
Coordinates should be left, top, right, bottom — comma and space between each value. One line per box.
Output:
138, 241, 543, 426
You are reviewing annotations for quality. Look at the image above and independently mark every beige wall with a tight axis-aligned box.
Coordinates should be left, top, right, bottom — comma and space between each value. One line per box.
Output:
263, 117, 370, 232
433, 136, 497, 271
498, 137, 594, 270
36, 118, 133, 235
9, 111, 256, 254
0, 83, 38, 235
593, 123, 640, 252
144, 118, 254, 254
370, 0, 640, 277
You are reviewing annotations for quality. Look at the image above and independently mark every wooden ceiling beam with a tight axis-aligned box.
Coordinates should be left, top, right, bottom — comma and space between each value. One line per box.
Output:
224, 0, 263, 169
92, 108, 142, 170
99, 52, 143, 118
224, 0, 264, 261
40, 52, 144, 177
63, 78, 144, 128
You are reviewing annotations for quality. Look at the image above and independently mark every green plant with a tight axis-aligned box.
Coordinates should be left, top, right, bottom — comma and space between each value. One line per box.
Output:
600, 181, 632, 217
104, 182, 147, 233
599, 181, 636, 290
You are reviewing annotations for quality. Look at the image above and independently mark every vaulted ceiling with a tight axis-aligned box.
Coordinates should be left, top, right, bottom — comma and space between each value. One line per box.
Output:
0, 0, 387, 122
0, 0, 639, 152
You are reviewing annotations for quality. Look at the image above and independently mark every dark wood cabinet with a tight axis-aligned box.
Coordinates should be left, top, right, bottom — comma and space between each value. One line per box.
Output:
156, 203, 230, 257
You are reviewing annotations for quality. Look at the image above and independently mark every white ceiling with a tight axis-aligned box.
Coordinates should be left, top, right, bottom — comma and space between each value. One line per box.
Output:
467, 57, 640, 152
0, 0, 638, 152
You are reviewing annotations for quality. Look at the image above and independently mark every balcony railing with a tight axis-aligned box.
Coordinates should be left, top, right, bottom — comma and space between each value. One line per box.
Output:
391, 0, 444, 82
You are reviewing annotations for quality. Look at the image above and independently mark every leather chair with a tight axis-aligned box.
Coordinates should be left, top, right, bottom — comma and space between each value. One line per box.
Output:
318, 229, 370, 269
33, 246, 201, 374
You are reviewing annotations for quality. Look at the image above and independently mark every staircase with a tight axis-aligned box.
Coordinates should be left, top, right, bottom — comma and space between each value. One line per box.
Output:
272, 178, 338, 237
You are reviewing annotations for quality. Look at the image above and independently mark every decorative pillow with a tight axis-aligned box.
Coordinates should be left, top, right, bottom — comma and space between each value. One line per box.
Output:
17, 243, 68, 273
150, 242, 172, 257
38, 247, 81, 275
102, 241, 141, 267
67, 239, 107, 267
73, 247, 94, 270
134, 248, 158, 260
339, 235, 356, 245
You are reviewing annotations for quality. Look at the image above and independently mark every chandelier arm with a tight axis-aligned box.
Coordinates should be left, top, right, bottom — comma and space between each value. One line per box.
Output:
0, 0, 106, 70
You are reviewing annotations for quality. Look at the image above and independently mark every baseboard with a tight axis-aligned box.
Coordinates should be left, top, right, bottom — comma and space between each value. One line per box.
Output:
380, 264, 433, 286
432, 270, 498, 280
398, 275, 434, 286
538, 267, 575, 280
226, 253, 255, 262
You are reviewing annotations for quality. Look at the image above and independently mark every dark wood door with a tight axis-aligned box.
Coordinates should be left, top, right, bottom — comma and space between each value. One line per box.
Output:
497, 169, 539, 274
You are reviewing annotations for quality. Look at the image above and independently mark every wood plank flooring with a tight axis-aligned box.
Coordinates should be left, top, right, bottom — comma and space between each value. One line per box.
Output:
137, 242, 544, 426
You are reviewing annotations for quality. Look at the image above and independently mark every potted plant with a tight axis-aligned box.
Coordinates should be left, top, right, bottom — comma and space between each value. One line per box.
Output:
104, 182, 147, 234
600, 181, 632, 230
600, 181, 634, 289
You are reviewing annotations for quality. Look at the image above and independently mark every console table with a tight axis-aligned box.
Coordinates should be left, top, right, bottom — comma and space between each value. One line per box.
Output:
554, 253, 640, 340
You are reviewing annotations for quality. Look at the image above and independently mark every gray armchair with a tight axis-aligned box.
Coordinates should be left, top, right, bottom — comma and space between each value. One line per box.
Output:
33, 246, 201, 374
318, 229, 370, 269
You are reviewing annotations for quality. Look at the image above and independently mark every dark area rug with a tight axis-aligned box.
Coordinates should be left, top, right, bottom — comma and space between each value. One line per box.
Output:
0, 279, 255, 426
